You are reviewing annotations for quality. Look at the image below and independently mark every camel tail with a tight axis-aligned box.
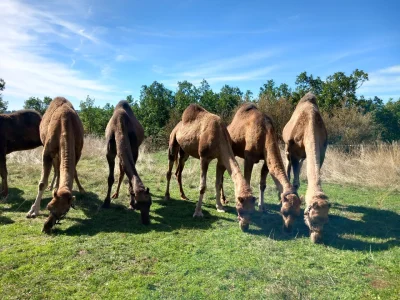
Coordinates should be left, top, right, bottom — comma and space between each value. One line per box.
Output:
168, 132, 179, 169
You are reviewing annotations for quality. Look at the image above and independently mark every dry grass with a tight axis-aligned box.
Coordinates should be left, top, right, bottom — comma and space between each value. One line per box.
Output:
6, 137, 400, 190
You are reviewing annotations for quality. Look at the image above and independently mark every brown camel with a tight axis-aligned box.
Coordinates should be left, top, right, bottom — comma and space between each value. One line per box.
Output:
221, 103, 301, 231
26, 97, 85, 233
164, 104, 255, 231
0, 110, 42, 198
102, 100, 152, 225
283, 92, 330, 243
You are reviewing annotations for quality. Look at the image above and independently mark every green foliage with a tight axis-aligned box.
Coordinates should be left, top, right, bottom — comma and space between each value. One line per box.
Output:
174, 80, 199, 114
198, 79, 219, 113
217, 84, 243, 120
79, 96, 114, 136
23, 96, 52, 115
0, 78, 8, 113
135, 81, 174, 137
373, 98, 400, 141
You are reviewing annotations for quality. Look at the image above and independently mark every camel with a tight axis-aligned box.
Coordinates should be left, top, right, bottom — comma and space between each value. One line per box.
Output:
283, 92, 330, 243
102, 100, 152, 225
221, 103, 302, 231
26, 97, 85, 234
164, 104, 256, 231
0, 110, 42, 198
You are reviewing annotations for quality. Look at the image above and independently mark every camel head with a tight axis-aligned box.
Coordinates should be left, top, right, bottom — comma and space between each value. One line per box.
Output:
236, 195, 256, 232
280, 190, 302, 232
42, 187, 75, 234
304, 195, 330, 243
130, 187, 152, 225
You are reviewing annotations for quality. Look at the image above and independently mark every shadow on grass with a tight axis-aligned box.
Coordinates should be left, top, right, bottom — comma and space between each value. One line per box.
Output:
55, 192, 233, 236
247, 201, 399, 251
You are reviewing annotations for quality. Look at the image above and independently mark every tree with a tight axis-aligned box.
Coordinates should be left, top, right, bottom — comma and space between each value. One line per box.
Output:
126, 95, 134, 105
373, 98, 400, 141
217, 85, 243, 119
198, 79, 219, 113
174, 80, 199, 113
136, 81, 174, 136
243, 90, 253, 102
24, 96, 52, 115
0, 79, 8, 113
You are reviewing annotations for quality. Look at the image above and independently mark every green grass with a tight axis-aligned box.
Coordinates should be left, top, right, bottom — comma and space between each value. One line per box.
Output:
0, 151, 399, 299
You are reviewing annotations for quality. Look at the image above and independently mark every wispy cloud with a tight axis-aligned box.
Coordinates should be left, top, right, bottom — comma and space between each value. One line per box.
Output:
115, 54, 137, 62
0, 0, 121, 109
117, 26, 275, 38
358, 65, 400, 98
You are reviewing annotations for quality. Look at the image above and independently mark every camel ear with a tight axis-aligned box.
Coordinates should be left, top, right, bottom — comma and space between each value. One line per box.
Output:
146, 187, 150, 194
52, 189, 57, 198
237, 197, 244, 203
312, 202, 319, 209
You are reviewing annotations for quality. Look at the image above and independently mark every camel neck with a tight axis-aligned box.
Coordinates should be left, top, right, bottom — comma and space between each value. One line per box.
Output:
264, 129, 291, 193
304, 128, 324, 204
223, 155, 252, 198
132, 173, 146, 193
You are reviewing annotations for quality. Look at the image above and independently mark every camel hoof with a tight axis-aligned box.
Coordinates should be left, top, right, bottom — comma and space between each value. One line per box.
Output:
181, 195, 189, 200
164, 194, 170, 201
216, 205, 226, 213
193, 210, 204, 218
79, 188, 86, 194
101, 202, 111, 209
26, 211, 38, 218
258, 205, 267, 212
128, 205, 135, 210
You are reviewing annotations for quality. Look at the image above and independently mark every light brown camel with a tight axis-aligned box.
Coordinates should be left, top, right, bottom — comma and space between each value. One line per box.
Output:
0, 110, 42, 198
102, 100, 152, 225
283, 92, 330, 243
26, 97, 85, 234
222, 103, 301, 231
164, 104, 256, 231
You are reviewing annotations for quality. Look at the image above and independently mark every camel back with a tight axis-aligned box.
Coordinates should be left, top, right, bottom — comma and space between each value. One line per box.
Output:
298, 92, 318, 105
115, 100, 136, 118
182, 104, 209, 123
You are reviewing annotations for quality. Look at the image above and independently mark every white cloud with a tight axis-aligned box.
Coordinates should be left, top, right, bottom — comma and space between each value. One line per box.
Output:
115, 54, 137, 62
358, 65, 400, 98
378, 65, 400, 74
0, 0, 121, 109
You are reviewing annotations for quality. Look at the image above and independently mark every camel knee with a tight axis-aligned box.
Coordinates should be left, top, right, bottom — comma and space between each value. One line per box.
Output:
166, 171, 172, 181
199, 185, 207, 194
38, 182, 46, 191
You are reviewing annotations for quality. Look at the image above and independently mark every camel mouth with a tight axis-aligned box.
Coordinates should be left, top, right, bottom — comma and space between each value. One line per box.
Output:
237, 215, 251, 232
42, 214, 57, 234
310, 230, 323, 244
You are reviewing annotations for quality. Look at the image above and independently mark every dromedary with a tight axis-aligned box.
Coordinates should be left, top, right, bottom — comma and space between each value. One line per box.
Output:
102, 100, 152, 225
26, 97, 85, 234
283, 92, 330, 243
0, 110, 42, 198
164, 104, 256, 231
222, 103, 301, 231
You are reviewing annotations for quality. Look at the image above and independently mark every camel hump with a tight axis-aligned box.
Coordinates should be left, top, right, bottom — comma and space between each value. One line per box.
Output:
182, 104, 207, 123
242, 103, 258, 112
299, 92, 317, 105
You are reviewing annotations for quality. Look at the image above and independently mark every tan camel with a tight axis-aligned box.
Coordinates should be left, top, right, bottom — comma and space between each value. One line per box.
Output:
164, 104, 255, 231
26, 97, 85, 234
283, 92, 330, 243
102, 100, 152, 225
0, 110, 42, 198
222, 103, 302, 231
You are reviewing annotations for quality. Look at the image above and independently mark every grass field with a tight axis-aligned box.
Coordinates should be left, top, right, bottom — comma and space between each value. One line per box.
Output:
0, 142, 399, 299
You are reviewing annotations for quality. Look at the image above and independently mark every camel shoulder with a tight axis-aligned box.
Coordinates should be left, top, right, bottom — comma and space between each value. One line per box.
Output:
182, 104, 210, 123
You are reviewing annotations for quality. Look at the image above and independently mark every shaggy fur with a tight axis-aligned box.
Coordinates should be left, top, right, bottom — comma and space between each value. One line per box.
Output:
102, 100, 152, 225
26, 97, 85, 234
224, 103, 301, 231
164, 104, 255, 231
283, 92, 330, 243
0, 110, 42, 197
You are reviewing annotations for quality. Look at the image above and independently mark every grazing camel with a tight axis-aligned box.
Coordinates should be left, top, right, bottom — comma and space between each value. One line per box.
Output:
283, 92, 330, 243
102, 101, 152, 225
222, 104, 301, 231
164, 104, 255, 231
26, 97, 85, 234
0, 110, 42, 198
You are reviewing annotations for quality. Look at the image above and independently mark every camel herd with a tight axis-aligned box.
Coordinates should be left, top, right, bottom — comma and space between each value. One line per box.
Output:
0, 92, 329, 243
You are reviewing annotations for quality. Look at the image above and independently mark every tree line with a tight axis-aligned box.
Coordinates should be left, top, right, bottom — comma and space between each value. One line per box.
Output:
0, 69, 399, 146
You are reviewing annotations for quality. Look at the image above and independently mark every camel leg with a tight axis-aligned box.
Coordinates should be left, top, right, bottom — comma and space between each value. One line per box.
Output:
47, 159, 59, 191
243, 156, 254, 185
193, 158, 210, 217
176, 150, 189, 200
215, 163, 226, 212
258, 162, 269, 212
0, 153, 8, 198
27, 152, 52, 218
291, 157, 301, 191
220, 175, 227, 204
165, 145, 179, 201
112, 163, 124, 199
103, 149, 116, 208
286, 150, 292, 182
74, 170, 85, 193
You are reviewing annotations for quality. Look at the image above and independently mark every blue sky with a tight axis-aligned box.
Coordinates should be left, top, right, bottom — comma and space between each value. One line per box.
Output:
1, 0, 399, 110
